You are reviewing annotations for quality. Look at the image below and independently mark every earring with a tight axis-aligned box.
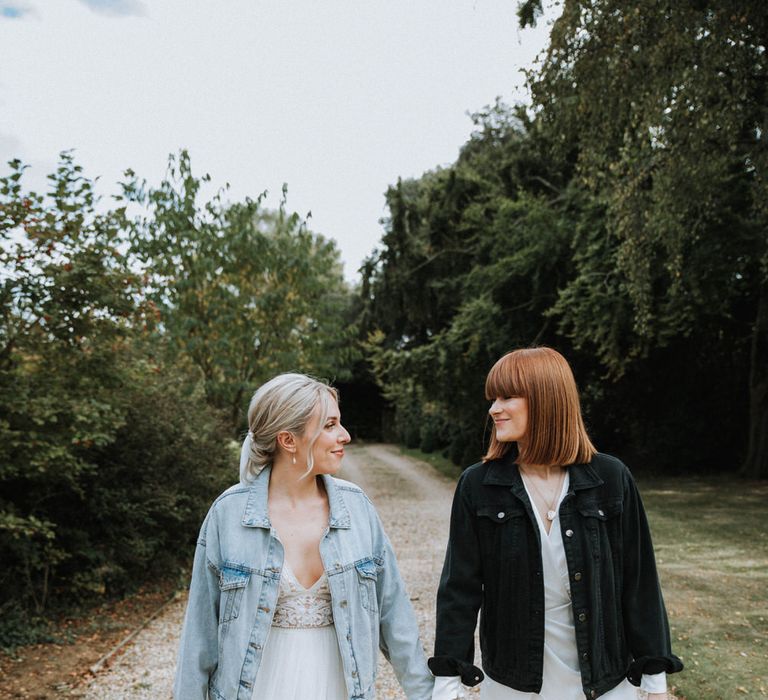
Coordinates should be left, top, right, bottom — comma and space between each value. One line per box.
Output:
292, 454, 296, 465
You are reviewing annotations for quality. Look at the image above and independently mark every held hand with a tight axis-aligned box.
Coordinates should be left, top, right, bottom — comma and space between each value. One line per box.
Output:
646, 693, 668, 700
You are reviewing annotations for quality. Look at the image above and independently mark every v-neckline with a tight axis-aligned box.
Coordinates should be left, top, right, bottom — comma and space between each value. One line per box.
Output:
524, 471, 570, 540
282, 558, 325, 591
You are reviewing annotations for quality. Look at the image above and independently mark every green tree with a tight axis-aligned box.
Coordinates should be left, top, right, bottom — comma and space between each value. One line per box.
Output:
0, 155, 231, 640
0, 154, 140, 612
361, 107, 579, 464
518, 0, 768, 475
122, 152, 357, 432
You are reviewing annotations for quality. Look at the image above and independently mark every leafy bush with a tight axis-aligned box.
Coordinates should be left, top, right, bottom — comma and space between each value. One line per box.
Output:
1, 150, 358, 648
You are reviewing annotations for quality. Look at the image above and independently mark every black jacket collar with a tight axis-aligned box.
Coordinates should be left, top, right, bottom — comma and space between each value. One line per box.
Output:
482, 444, 604, 492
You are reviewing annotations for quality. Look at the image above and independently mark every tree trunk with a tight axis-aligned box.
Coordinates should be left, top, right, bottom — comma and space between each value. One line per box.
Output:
231, 385, 246, 435
742, 279, 768, 478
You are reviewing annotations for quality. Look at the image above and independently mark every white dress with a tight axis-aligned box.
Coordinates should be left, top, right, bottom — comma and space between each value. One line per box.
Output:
251, 560, 347, 700
481, 473, 640, 700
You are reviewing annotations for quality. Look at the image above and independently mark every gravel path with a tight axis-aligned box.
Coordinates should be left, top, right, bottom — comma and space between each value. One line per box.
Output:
79, 443, 472, 699
338, 444, 477, 699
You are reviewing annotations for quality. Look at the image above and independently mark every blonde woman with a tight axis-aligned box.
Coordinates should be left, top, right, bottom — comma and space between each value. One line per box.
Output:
430, 348, 682, 700
175, 373, 433, 700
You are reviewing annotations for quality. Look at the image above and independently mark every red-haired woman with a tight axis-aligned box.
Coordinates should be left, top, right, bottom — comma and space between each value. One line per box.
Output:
429, 348, 682, 700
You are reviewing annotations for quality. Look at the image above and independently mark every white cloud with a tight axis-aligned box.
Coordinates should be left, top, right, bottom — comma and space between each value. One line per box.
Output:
0, 1, 35, 20
76, 0, 146, 17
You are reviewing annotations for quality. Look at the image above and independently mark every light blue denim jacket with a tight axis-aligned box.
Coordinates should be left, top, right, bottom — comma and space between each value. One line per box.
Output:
174, 467, 433, 700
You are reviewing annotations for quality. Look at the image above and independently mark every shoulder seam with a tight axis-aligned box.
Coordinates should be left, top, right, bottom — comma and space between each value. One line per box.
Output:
211, 486, 250, 507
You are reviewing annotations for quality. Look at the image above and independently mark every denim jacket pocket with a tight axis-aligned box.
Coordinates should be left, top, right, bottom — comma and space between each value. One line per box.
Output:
477, 505, 525, 558
577, 499, 623, 562
355, 558, 379, 613
218, 565, 250, 624
577, 499, 623, 521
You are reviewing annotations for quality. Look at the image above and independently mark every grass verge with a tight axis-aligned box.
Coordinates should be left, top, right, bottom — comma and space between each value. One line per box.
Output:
398, 445, 463, 480
639, 476, 767, 700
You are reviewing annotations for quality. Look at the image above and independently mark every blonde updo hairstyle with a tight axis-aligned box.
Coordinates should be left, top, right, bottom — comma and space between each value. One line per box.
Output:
240, 373, 338, 483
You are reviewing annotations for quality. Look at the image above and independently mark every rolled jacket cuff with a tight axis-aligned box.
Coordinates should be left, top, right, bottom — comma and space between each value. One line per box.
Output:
428, 656, 484, 686
626, 655, 683, 686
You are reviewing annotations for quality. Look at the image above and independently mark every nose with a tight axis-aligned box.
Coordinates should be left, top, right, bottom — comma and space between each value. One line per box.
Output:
489, 399, 502, 416
339, 425, 351, 444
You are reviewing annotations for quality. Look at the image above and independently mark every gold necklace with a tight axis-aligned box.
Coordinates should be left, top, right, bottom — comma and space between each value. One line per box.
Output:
519, 466, 565, 521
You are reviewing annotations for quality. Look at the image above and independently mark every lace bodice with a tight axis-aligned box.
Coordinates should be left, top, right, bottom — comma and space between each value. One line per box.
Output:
271, 561, 334, 629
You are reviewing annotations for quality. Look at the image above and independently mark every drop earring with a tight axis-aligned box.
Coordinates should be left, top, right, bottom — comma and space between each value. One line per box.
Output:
292, 454, 296, 465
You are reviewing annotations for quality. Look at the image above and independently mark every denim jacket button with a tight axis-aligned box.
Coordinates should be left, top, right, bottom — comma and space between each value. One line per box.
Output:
565, 529, 574, 537
352, 671, 358, 678
598, 509, 605, 516
578, 612, 587, 622
574, 572, 582, 581
497, 511, 505, 519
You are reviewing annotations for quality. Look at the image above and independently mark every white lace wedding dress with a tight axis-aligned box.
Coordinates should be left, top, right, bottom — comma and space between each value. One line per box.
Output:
251, 560, 347, 699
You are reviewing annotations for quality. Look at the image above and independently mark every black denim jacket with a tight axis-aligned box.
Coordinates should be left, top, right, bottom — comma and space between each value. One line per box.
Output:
429, 450, 683, 700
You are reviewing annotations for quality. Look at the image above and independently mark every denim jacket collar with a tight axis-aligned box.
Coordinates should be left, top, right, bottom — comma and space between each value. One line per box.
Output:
482, 445, 604, 494
240, 466, 352, 529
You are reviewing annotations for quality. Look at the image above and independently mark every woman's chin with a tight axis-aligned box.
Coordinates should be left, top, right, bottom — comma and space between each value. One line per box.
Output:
316, 461, 343, 475
496, 432, 516, 443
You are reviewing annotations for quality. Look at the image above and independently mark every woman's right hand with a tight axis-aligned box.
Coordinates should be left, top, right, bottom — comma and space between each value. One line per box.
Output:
432, 676, 465, 700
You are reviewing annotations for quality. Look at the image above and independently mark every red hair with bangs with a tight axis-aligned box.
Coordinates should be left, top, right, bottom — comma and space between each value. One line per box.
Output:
483, 347, 596, 466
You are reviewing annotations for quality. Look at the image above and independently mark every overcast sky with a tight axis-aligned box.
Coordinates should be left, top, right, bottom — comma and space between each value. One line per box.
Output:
0, 0, 554, 281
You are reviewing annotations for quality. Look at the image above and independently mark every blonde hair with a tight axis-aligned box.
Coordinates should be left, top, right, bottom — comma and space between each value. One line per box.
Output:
240, 373, 338, 483
483, 347, 596, 466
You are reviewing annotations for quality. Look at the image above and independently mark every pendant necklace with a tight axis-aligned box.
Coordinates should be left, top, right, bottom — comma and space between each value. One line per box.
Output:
520, 466, 565, 521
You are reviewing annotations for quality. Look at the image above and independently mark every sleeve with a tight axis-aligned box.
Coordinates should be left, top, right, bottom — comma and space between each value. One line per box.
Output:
173, 509, 221, 699
640, 672, 667, 693
428, 470, 484, 687
432, 675, 466, 699
621, 466, 683, 684
369, 502, 434, 700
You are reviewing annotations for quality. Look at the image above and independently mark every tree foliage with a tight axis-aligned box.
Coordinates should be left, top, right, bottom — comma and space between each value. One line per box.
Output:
0, 156, 232, 635
361, 2, 767, 475
122, 151, 357, 432
522, 0, 767, 475
361, 106, 583, 465
0, 150, 356, 643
